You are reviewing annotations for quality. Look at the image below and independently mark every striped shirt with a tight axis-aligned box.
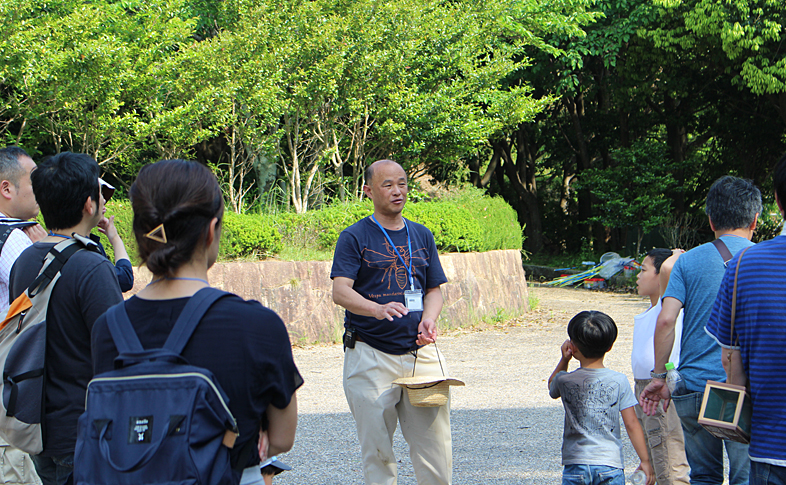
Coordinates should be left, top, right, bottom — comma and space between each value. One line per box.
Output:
705, 235, 786, 465
0, 213, 33, 316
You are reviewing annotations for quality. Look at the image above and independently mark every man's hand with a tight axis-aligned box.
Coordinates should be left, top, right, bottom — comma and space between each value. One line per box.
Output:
639, 378, 670, 415
372, 301, 408, 321
97, 215, 119, 242
22, 223, 46, 242
417, 318, 437, 346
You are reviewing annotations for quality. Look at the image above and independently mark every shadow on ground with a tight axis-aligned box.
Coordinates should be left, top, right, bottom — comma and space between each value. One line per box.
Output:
274, 407, 640, 485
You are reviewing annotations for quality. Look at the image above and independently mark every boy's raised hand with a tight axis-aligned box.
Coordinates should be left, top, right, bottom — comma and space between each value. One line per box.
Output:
548, 339, 574, 389
560, 339, 573, 361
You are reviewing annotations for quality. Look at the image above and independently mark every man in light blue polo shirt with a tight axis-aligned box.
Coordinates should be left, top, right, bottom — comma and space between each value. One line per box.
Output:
706, 153, 786, 485
640, 176, 761, 485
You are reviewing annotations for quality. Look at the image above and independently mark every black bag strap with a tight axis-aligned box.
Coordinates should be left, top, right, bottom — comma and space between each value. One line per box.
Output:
106, 287, 229, 356
0, 220, 35, 255
712, 238, 734, 266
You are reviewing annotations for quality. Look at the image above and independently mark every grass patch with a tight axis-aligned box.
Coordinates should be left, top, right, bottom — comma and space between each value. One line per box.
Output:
527, 284, 540, 310
276, 246, 335, 262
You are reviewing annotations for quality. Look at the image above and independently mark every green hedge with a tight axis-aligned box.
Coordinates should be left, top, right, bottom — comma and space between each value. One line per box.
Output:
94, 189, 521, 264
96, 202, 283, 264
278, 188, 522, 254
219, 211, 283, 259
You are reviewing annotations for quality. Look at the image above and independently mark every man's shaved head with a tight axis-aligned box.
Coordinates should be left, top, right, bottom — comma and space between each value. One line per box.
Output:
365, 159, 404, 186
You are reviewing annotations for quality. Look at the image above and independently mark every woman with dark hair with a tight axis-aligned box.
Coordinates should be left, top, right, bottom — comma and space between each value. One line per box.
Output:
90, 159, 301, 485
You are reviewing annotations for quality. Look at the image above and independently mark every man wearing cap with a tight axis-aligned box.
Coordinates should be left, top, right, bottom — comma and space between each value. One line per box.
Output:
331, 159, 452, 485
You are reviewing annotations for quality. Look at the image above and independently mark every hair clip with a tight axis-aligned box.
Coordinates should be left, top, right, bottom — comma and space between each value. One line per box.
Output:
144, 223, 167, 244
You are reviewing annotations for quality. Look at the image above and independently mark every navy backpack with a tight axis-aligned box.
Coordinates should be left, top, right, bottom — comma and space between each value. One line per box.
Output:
75, 288, 240, 485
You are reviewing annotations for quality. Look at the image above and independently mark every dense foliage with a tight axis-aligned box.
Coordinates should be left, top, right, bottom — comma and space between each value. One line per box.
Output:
94, 191, 522, 264
3, 0, 785, 256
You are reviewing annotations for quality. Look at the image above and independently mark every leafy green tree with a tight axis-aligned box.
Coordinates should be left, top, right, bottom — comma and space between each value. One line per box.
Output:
581, 141, 677, 255
649, 0, 786, 121
0, 0, 197, 182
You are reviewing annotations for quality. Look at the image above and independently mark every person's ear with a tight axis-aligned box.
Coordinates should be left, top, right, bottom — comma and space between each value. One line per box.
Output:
0, 180, 13, 200
777, 193, 785, 218
83, 196, 95, 216
205, 217, 219, 247
750, 212, 759, 231
568, 341, 578, 355
708, 216, 716, 232
362, 183, 373, 200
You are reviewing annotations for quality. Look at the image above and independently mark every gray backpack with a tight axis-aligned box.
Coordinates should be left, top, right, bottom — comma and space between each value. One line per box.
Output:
0, 235, 97, 453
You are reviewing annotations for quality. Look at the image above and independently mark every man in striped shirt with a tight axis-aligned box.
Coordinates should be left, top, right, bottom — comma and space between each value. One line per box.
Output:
706, 153, 786, 485
0, 147, 46, 315
0, 146, 46, 485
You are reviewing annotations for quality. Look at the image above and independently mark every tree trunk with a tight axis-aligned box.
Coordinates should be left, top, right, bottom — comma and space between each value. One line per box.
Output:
664, 94, 687, 214
564, 95, 594, 245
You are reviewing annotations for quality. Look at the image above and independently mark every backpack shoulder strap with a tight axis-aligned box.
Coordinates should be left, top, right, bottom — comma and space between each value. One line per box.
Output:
711, 238, 734, 266
0, 220, 35, 255
105, 302, 145, 354
164, 287, 230, 355
28, 238, 86, 298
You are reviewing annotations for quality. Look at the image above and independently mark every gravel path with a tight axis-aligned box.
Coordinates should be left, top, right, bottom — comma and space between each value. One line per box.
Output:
275, 286, 651, 484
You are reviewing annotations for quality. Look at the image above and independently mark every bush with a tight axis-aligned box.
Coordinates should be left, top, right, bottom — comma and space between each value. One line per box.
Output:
219, 212, 283, 259
277, 201, 375, 251
278, 186, 522, 254
95, 187, 521, 264
405, 188, 522, 252
99, 201, 284, 264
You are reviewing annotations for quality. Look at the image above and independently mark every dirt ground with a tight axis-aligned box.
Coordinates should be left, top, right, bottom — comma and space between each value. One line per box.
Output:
277, 285, 653, 484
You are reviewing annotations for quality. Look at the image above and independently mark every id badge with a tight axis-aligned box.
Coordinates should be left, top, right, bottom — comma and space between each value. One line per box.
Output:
404, 290, 423, 311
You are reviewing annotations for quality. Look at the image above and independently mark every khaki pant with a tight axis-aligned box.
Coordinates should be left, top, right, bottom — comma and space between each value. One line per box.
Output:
634, 379, 691, 485
0, 442, 40, 485
343, 342, 452, 485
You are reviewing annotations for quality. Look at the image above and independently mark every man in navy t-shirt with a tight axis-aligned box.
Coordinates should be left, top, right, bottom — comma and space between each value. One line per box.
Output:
9, 153, 122, 485
331, 159, 451, 485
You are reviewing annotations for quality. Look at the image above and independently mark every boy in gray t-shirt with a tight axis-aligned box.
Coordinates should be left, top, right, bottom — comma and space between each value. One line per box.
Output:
548, 311, 654, 485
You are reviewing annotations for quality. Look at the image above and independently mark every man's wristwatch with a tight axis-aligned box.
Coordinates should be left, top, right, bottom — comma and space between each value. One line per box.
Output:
650, 370, 668, 379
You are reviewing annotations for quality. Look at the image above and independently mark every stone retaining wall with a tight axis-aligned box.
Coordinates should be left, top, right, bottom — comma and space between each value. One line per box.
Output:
129, 249, 528, 343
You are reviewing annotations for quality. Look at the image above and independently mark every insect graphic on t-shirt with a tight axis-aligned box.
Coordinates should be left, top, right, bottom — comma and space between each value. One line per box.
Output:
364, 240, 429, 290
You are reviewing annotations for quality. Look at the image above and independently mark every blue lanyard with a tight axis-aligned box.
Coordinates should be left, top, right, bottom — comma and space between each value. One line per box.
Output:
370, 215, 415, 291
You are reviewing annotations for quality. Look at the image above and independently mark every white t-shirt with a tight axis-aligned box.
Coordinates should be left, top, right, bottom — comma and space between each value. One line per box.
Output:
631, 299, 683, 380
